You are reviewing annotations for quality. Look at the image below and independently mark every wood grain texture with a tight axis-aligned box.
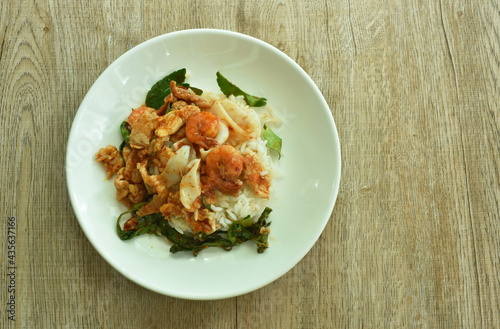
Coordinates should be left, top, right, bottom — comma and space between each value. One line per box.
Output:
1, 0, 498, 328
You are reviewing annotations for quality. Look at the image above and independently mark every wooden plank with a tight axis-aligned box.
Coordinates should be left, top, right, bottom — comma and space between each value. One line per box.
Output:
0, 0, 498, 328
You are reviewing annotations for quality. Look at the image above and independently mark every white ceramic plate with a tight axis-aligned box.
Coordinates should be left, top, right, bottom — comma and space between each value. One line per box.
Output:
66, 29, 341, 300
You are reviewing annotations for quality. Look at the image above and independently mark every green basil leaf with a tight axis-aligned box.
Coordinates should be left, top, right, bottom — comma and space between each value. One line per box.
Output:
261, 125, 282, 159
226, 207, 272, 253
202, 196, 213, 211
227, 223, 253, 244
116, 207, 272, 255
145, 68, 187, 109
116, 202, 153, 240
189, 86, 204, 96
117, 214, 159, 240
157, 219, 233, 256
232, 215, 253, 227
118, 140, 127, 155
257, 207, 272, 225
178, 83, 203, 96
120, 121, 131, 143
216, 72, 267, 107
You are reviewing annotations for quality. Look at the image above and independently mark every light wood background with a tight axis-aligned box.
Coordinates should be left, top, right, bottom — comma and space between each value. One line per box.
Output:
1, 0, 499, 328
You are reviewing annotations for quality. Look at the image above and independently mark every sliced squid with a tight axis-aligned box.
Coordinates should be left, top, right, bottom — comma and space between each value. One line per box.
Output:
172, 138, 193, 151
215, 120, 229, 145
180, 159, 201, 210
220, 99, 261, 139
209, 100, 261, 140
198, 148, 210, 161
160, 145, 191, 187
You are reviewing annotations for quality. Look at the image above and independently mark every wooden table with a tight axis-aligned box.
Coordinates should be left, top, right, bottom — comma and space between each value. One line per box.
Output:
1, 0, 499, 327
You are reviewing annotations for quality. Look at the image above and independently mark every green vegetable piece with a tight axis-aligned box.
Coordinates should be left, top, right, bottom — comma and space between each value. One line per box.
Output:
202, 196, 213, 211
157, 219, 233, 256
189, 86, 203, 96
232, 215, 253, 228
227, 223, 253, 244
120, 121, 131, 143
252, 207, 272, 253
118, 140, 127, 155
257, 207, 273, 223
178, 83, 203, 96
115, 207, 273, 255
116, 204, 158, 240
261, 125, 282, 158
145, 68, 187, 109
216, 72, 267, 107
227, 207, 272, 253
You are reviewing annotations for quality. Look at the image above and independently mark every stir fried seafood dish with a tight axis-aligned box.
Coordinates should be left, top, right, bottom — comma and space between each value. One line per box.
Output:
95, 69, 282, 255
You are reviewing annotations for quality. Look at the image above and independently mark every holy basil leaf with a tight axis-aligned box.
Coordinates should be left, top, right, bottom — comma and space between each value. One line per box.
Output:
130, 201, 150, 213
116, 207, 273, 255
116, 202, 153, 240
118, 140, 127, 155
261, 125, 282, 159
178, 83, 203, 96
157, 219, 233, 256
216, 72, 267, 107
145, 68, 187, 109
232, 215, 253, 228
227, 223, 253, 244
117, 213, 160, 240
257, 207, 273, 224
120, 121, 131, 143
227, 207, 272, 253
189, 86, 204, 96
250, 207, 272, 253
202, 196, 213, 211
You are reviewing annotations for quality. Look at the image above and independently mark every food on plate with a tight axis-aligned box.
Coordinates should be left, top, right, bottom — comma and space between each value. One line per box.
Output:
96, 69, 282, 256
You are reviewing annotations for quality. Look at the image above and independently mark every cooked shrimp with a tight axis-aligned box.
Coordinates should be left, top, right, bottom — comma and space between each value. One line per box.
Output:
186, 111, 219, 149
127, 106, 156, 125
155, 105, 200, 137
170, 80, 212, 110
127, 106, 158, 149
95, 145, 124, 179
242, 155, 271, 199
205, 145, 244, 195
